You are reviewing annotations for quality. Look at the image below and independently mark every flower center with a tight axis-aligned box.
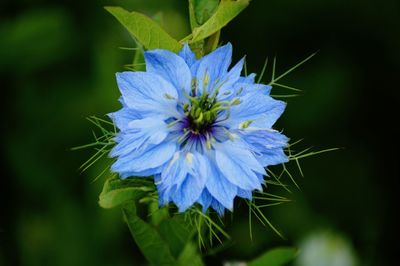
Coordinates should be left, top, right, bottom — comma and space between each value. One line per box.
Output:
181, 76, 242, 135
175, 77, 242, 150
184, 92, 219, 134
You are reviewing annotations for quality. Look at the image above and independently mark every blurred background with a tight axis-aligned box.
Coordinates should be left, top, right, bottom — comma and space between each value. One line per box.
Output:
1, 0, 399, 265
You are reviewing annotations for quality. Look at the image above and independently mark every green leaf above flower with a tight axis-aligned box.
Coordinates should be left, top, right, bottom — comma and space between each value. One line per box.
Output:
105, 6, 182, 52
189, 0, 219, 29
189, 0, 250, 43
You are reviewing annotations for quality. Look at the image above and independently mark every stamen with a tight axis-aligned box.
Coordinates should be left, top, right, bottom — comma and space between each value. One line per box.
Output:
164, 93, 176, 100
203, 71, 210, 93
223, 128, 236, 141
230, 98, 241, 106
185, 152, 194, 164
167, 118, 181, 128
206, 139, 212, 150
178, 130, 191, 143
239, 120, 253, 129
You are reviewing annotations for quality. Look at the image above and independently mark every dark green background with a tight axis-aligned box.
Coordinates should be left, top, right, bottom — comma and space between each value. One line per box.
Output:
1, 0, 399, 265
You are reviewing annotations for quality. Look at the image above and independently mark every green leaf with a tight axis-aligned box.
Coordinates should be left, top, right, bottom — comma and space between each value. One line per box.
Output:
188, 0, 200, 30
149, 201, 169, 226
248, 247, 298, 266
190, 0, 250, 43
158, 215, 194, 258
98, 177, 154, 209
203, 30, 220, 54
189, 0, 219, 29
105, 6, 182, 52
122, 203, 177, 266
177, 242, 205, 266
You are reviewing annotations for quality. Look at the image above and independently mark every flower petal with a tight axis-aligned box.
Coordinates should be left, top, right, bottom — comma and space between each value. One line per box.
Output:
144, 49, 192, 97
178, 43, 197, 67
157, 151, 208, 211
128, 117, 169, 145
240, 129, 288, 167
241, 129, 288, 150
215, 141, 265, 191
197, 189, 213, 212
238, 73, 256, 83
204, 154, 237, 211
194, 43, 232, 94
219, 81, 271, 101
171, 173, 204, 212
120, 167, 164, 179
223, 92, 286, 128
110, 116, 169, 157
257, 148, 288, 167
237, 188, 252, 200
239, 83, 272, 96
217, 58, 245, 99
116, 71, 179, 118
111, 141, 176, 176
210, 199, 227, 216
107, 107, 141, 131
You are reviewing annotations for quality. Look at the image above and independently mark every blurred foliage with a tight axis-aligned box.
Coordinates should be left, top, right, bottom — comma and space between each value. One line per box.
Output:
295, 230, 358, 266
1, 0, 399, 265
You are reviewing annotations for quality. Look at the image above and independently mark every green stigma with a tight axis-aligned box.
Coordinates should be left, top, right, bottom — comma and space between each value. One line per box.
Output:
186, 91, 218, 133
185, 78, 240, 133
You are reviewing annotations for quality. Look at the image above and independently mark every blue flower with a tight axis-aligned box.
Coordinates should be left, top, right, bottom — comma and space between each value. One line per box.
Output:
109, 43, 289, 215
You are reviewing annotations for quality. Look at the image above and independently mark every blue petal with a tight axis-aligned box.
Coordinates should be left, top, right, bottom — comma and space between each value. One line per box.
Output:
107, 107, 141, 131
238, 73, 256, 83
237, 188, 252, 200
223, 92, 286, 128
158, 152, 207, 211
210, 199, 227, 216
204, 154, 237, 211
110, 116, 169, 157
240, 83, 272, 96
158, 152, 191, 194
257, 148, 288, 167
111, 141, 176, 176
194, 43, 232, 94
127, 116, 170, 145
111, 132, 144, 157
116, 71, 180, 118
154, 174, 168, 205
196, 189, 213, 212
240, 129, 288, 167
171, 173, 204, 212
144, 49, 192, 98
219, 82, 271, 101
241, 129, 288, 150
227, 57, 245, 79
217, 58, 245, 99
120, 167, 164, 179
178, 43, 197, 67
214, 141, 265, 191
